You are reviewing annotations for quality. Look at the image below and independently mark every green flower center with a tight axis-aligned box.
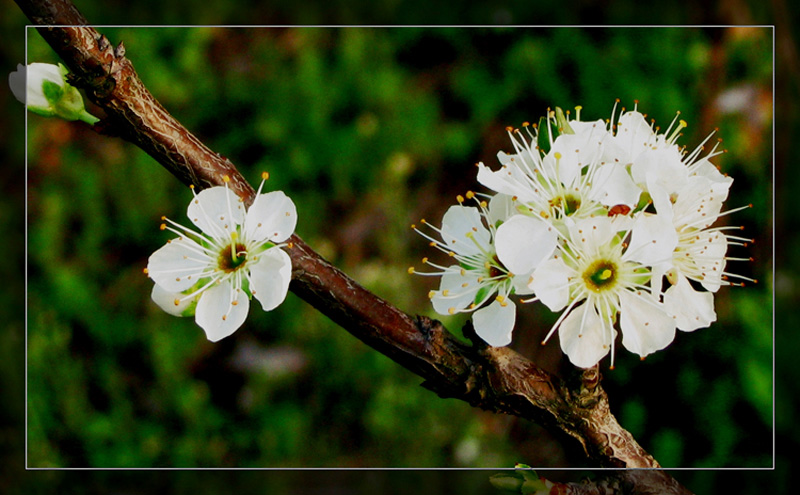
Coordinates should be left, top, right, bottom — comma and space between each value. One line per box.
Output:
551, 194, 582, 217
219, 242, 248, 272
583, 259, 618, 292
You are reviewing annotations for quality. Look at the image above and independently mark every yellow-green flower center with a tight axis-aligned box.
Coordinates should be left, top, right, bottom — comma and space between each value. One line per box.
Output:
583, 259, 618, 292
551, 194, 582, 217
219, 242, 248, 272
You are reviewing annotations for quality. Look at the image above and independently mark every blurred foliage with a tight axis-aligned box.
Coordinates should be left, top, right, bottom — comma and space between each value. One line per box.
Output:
1, 0, 787, 492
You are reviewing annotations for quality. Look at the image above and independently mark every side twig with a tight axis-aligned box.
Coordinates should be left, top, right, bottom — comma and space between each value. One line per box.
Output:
16, 1, 695, 491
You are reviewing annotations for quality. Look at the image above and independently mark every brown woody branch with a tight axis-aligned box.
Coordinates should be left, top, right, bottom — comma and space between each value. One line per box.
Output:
15, 0, 695, 491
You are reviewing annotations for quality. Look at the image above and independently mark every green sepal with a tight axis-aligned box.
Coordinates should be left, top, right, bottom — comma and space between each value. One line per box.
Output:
635, 190, 653, 213
555, 106, 574, 135
489, 473, 524, 493
474, 285, 493, 306
41, 79, 64, 105
536, 116, 551, 154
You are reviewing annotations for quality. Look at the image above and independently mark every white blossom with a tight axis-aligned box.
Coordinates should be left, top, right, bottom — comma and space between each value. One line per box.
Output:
146, 174, 296, 342
530, 215, 677, 368
410, 192, 553, 346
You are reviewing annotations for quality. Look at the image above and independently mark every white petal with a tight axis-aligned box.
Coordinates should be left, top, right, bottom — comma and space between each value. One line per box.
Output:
440, 205, 491, 257
147, 237, 212, 292
244, 191, 297, 244
431, 269, 481, 315
186, 186, 245, 239
671, 175, 729, 229
559, 303, 612, 369
664, 275, 716, 331
477, 162, 538, 203
692, 156, 734, 188
631, 147, 688, 195
248, 247, 292, 312
151, 284, 194, 317
473, 300, 516, 347
510, 271, 535, 296
613, 111, 655, 161
619, 290, 676, 358
530, 257, 573, 312
195, 281, 250, 342
589, 163, 641, 207
495, 215, 557, 275
8, 64, 28, 105
624, 212, 678, 266
697, 231, 728, 292
566, 215, 618, 252
487, 193, 516, 227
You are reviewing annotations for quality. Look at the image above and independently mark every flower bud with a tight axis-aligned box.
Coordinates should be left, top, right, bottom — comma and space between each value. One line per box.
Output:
8, 63, 99, 124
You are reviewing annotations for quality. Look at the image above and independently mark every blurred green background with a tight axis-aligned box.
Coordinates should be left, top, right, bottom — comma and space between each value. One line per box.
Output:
2, 0, 787, 493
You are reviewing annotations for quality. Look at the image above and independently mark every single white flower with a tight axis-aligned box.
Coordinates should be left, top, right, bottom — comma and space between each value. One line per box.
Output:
649, 171, 755, 331
8, 63, 99, 124
410, 192, 546, 347
530, 214, 678, 368
146, 173, 296, 342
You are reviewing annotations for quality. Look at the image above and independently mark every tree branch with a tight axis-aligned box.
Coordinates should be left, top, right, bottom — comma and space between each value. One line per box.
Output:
15, 1, 695, 491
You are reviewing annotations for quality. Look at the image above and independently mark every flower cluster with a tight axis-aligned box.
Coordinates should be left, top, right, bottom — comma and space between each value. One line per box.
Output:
145, 174, 296, 342
412, 102, 754, 368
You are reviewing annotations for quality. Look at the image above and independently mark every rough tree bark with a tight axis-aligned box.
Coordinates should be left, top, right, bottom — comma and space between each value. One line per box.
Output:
15, 0, 696, 492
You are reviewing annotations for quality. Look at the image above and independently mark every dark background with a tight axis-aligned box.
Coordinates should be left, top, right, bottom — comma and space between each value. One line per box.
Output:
2, 0, 791, 493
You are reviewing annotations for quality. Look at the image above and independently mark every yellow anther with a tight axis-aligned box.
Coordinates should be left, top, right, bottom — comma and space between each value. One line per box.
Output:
287, 242, 294, 248
480, 200, 487, 208
456, 194, 465, 204
553, 152, 562, 160
407, 267, 415, 274
143, 268, 149, 275
466, 190, 475, 200
428, 290, 435, 299
223, 175, 231, 183
442, 290, 450, 296
262, 171, 270, 180
160, 224, 166, 230
422, 257, 429, 264
232, 301, 238, 306
173, 299, 180, 306
448, 307, 456, 315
